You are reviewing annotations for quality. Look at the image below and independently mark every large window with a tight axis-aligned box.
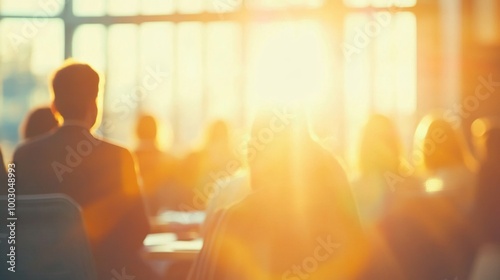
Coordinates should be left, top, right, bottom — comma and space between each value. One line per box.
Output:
0, 0, 422, 170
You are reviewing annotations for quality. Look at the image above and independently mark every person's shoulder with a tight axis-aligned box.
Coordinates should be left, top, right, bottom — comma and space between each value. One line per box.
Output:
314, 144, 350, 183
99, 139, 128, 153
92, 136, 132, 155
13, 131, 54, 160
222, 190, 260, 222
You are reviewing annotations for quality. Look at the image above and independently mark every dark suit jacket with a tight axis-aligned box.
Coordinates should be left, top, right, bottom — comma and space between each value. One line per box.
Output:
13, 125, 151, 279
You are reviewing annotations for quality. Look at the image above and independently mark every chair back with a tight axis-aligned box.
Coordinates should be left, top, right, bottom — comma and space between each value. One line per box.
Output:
0, 194, 97, 280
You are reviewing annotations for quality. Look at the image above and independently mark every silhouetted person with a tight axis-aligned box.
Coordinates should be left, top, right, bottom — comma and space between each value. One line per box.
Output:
378, 114, 476, 280
469, 119, 500, 279
473, 119, 500, 245
134, 114, 180, 215
21, 106, 58, 141
202, 169, 251, 237
413, 115, 476, 211
189, 106, 365, 280
13, 61, 158, 280
0, 147, 7, 186
352, 114, 419, 229
179, 120, 236, 210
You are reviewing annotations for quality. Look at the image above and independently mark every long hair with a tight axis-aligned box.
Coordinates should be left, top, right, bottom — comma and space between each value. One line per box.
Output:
413, 114, 476, 174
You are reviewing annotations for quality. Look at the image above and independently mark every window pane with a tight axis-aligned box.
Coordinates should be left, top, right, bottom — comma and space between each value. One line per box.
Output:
73, 24, 107, 73
391, 12, 417, 115
0, 18, 64, 156
344, 13, 371, 166
177, 23, 204, 149
247, 20, 330, 115
73, 0, 106, 16
141, 0, 175, 15
343, 11, 417, 165
138, 22, 174, 147
206, 22, 241, 122
177, 0, 204, 14
207, 0, 242, 13
0, 0, 63, 16
139, 23, 175, 148
370, 12, 417, 115
103, 24, 139, 146
108, 0, 141, 15
344, 0, 416, 8
247, 0, 325, 9
25, 21, 64, 77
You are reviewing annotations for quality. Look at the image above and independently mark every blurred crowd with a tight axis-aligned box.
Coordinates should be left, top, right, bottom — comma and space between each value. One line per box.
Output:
1, 61, 500, 280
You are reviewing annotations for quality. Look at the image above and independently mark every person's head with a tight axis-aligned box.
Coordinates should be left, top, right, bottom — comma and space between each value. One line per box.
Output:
414, 114, 472, 173
21, 107, 59, 140
50, 60, 100, 128
472, 117, 500, 162
248, 106, 311, 190
205, 120, 230, 148
359, 114, 402, 175
136, 114, 158, 141
484, 129, 500, 162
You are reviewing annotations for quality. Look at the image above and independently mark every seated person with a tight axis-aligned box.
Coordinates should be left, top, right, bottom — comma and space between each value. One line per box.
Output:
134, 114, 180, 215
473, 118, 500, 245
377, 115, 479, 280
0, 147, 7, 186
21, 106, 59, 141
413, 114, 477, 213
352, 114, 420, 229
189, 107, 366, 280
201, 168, 251, 237
13, 60, 158, 280
178, 120, 237, 210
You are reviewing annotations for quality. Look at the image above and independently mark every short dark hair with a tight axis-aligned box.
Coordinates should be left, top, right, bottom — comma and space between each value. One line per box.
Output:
51, 61, 99, 120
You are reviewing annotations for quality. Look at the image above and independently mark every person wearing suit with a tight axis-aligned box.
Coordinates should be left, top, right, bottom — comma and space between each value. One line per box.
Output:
13, 61, 158, 280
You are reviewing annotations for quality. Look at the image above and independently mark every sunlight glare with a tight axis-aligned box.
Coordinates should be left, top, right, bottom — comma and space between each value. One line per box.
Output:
425, 178, 444, 193
247, 21, 330, 111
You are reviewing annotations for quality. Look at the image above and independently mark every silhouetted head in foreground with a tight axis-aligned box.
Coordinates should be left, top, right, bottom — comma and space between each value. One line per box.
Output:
50, 60, 100, 129
21, 107, 58, 140
248, 105, 313, 191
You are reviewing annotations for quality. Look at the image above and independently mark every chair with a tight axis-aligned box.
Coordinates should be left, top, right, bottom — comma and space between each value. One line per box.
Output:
0, 194, 97, 280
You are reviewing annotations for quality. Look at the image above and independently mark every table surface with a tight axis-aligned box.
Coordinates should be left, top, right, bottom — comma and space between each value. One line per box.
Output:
144, 211, 205, 261
143, 232, 203, 261
150, 210, 206, 233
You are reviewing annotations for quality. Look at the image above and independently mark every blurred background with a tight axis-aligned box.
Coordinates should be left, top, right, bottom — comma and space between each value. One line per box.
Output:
0, 0, 498, 170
